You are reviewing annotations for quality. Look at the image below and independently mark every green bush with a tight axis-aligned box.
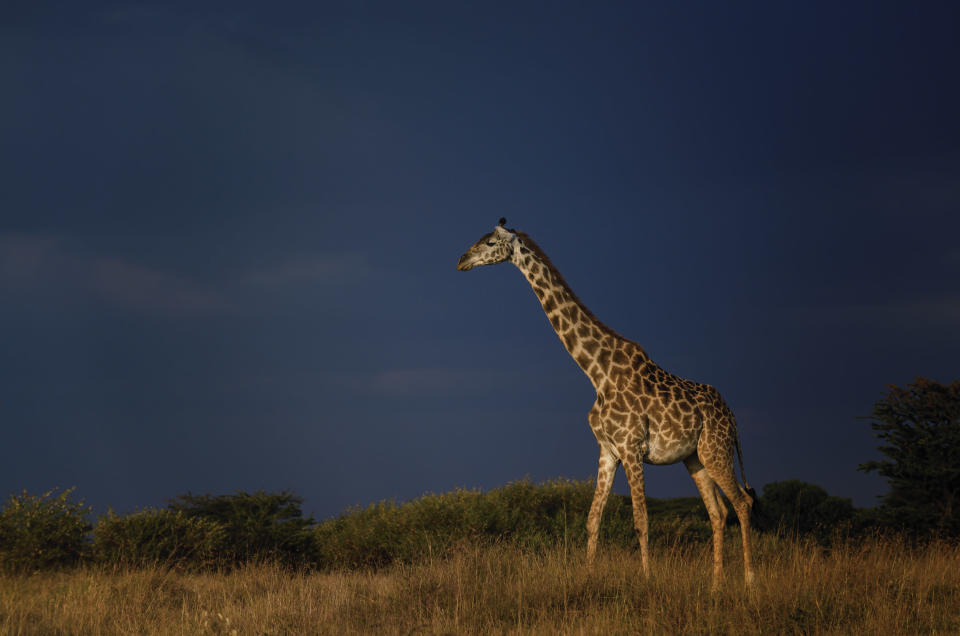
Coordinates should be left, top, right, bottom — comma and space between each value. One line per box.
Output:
93, 509, 227, 569
0, 488, 91, 572
5, 480, 873, 574
167, 490, 316, 568
313, 479, 713, 569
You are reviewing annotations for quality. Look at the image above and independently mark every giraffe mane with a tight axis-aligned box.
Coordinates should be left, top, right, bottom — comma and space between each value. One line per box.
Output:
515, 231, 632, 344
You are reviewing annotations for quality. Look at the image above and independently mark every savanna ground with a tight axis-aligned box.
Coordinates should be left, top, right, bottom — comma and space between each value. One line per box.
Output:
2, 533, 958, 635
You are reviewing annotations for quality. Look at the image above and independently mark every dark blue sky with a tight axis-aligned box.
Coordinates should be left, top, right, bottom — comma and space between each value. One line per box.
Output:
3, 2, 958, 519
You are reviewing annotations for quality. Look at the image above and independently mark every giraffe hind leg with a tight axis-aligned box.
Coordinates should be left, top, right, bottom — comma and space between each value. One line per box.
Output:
684, 455, 727, 591
698, 449, 756, 586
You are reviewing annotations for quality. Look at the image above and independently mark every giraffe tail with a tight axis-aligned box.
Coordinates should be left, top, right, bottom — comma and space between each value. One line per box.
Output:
734, 435, 760, 517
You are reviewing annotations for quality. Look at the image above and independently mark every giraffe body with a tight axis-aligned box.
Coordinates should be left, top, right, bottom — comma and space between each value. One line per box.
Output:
458, 220, 756, 589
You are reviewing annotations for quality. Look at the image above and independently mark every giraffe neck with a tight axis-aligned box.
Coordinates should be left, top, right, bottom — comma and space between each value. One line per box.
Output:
510, 233, 650, 390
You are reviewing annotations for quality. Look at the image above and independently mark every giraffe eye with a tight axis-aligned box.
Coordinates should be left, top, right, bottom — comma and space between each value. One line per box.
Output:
486, 241, 495, 246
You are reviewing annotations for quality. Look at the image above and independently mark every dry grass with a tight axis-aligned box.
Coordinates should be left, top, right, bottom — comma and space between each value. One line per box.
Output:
2, 534, 958, 634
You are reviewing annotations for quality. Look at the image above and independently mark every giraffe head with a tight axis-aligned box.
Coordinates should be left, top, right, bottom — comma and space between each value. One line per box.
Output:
457, 218, 518, 271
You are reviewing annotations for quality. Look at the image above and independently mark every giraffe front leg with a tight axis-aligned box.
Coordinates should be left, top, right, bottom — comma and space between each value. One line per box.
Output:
621, 450, 650, 580
586, 446, 618, 566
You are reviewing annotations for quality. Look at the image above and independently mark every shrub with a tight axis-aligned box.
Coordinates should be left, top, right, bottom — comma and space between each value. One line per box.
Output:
93, 509, 227, 569
313, 478, 713, 569
756, 480, 856, 541
0, 488, 91, 572
167, 490, 316, 568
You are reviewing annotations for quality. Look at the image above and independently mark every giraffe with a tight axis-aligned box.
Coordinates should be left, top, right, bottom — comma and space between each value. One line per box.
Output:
457, 218, 756, 589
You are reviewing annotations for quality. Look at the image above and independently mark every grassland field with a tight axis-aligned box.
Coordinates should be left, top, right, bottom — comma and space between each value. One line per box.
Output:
2, 532, 958, 635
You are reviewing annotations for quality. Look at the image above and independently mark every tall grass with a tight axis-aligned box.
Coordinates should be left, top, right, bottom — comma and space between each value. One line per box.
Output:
2, 534, 957, 634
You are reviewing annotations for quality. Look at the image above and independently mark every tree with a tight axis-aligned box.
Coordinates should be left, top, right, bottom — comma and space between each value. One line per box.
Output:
858, 377, 960, 537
